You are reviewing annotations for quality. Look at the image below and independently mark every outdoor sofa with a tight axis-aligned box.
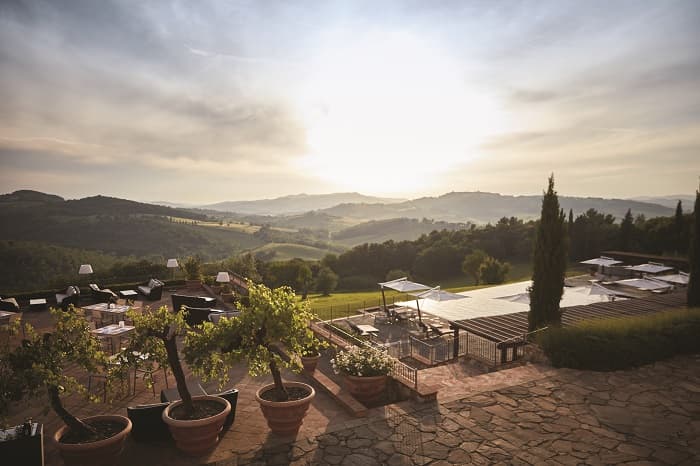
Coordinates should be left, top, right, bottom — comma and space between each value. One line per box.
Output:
137, 278, 164, 300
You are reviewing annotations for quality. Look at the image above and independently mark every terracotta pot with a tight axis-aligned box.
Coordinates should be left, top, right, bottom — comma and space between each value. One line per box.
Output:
300, 354, 320, 374
255, 382, 315, 436
162, 395, 231, 456
53, 415, 132, 466
344, 374, 388, 404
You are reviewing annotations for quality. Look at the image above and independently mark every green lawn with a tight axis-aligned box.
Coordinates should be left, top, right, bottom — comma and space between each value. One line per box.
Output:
305, 261, 588, 321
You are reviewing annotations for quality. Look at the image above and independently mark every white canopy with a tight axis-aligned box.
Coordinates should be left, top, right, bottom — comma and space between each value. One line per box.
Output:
378, 277, 430, 293
580, 256, 623, 267
653, 272, 689, 285
612, 277, 673, 291
626, 262, 673, 274
411, 286, 468, 302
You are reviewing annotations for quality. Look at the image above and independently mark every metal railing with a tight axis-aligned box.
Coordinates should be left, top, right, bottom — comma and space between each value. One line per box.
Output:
310, 317, 419, 389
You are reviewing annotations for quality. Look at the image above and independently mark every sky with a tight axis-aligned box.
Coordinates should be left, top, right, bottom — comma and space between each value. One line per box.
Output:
1, 0, 699, 204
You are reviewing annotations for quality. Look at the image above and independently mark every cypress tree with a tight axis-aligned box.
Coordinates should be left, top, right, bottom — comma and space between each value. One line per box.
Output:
688, 189, 700, 307
620, 209, 634, 251
674, 200, 684, 254
529, 175, 568, 331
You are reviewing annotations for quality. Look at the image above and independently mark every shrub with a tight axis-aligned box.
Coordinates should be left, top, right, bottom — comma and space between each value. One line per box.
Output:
331, 346, 393, 377
537, 308, 700, 371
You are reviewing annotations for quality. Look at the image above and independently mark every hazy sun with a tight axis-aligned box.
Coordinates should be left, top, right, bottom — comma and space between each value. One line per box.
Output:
295, 30, 509, 195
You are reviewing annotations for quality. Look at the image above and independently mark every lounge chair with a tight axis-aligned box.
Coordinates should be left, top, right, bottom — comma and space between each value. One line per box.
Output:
0, 296, 20, 313
89, 284, 118, 304
55, 286, 80, 311
181, 305, 224, 326
137, 278, 164, 300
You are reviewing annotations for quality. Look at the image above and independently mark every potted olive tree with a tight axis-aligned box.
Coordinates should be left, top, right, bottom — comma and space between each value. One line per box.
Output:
185, 283, 322, 436
182, 256, 203, 291
2, 306, 132, 466
124, 305, 230, 456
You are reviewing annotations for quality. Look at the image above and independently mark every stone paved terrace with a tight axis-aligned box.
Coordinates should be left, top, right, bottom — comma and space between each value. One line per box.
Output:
7, 295, 700, 465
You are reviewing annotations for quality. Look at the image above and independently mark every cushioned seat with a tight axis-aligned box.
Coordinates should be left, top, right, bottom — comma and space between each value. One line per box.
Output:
171, 294, 216, 313
55, 286, 80, 311
210, 388, 239, 430
89, 284, 118, 304
182, 306, 223, 327
137, 278, 164, 300
0, 296, 20, 313
126, 402, 171, 442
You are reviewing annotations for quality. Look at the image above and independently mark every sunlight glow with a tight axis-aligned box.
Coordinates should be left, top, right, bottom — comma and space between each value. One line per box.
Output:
296, 30, 510, 194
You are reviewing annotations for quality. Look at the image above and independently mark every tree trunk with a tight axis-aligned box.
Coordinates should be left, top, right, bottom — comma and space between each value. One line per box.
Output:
269, 359, 289, 401
164, 335, 193, 416
48, 385, 97, 438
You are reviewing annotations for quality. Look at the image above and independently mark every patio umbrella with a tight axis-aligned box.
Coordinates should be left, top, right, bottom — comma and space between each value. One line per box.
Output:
409, 286, 467, 324
378, 278, 430, 313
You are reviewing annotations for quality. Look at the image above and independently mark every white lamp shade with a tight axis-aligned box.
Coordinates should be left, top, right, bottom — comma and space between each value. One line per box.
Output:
78, 264, 93, 275
166, 258, 179, 268
216, 272, 231, 283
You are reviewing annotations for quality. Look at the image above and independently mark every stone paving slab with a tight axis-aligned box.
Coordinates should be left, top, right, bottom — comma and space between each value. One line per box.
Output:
229, 354, 700, 465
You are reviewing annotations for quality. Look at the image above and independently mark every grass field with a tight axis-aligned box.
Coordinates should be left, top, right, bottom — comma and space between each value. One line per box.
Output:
305, 261, 589, 321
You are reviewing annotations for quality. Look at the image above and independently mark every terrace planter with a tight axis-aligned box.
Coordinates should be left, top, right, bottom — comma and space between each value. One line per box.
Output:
344, 375, 388, 404
162, 395, 231, 456
300, 354, 320, 374
0, 422, 44, 466
185, 279, 202, 291
53, 415, 131, 466
255, 382, 315, 436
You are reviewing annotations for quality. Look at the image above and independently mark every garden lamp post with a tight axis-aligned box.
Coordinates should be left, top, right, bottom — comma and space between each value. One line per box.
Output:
78, 264, 93, 288
167, 258, 179, 280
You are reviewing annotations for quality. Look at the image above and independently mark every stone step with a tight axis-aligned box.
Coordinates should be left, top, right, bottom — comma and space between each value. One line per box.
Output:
308, 371, 367, 418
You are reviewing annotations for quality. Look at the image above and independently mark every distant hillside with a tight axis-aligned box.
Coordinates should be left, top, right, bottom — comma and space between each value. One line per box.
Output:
0, 190, 264, 260
333, 218, 469, 247
250, 243, 331, 262
0, 190, 208, 220
320, 192, 673, 224
629, 195, 695, 210
202, 192, 405, 215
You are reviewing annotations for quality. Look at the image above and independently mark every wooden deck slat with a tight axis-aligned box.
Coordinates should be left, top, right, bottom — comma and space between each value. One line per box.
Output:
451, 291, 687, 344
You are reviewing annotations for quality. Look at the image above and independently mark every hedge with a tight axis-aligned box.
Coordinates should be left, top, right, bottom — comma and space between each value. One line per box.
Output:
537, 308, 700, 371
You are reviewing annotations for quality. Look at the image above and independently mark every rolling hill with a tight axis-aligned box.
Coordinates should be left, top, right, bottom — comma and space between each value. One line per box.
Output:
201, 192, 405, 215
0, 190, 264, 260
320, 192, 674, 224
332, 218, 468, 247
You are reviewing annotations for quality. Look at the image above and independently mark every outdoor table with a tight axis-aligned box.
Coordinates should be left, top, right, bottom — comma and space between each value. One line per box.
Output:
83, 302, 131, 324
29, 298, 47, 311
0, 310, 17, 319
91, 323, 135, 353
119, 289, 138, 299
160, 381, 205, 402
356, 324, 380, 336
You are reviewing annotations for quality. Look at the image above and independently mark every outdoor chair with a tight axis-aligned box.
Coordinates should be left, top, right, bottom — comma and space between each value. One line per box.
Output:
55, 286, 80, 311
0, 296, 20, 313
89, 284, 118, 304
208, 310, 240, 323
171, 294, 216, 313
137, 278, 164, 300
181, 305, 223, 326
126, 402, 171, 443
205, 387, 239, 430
